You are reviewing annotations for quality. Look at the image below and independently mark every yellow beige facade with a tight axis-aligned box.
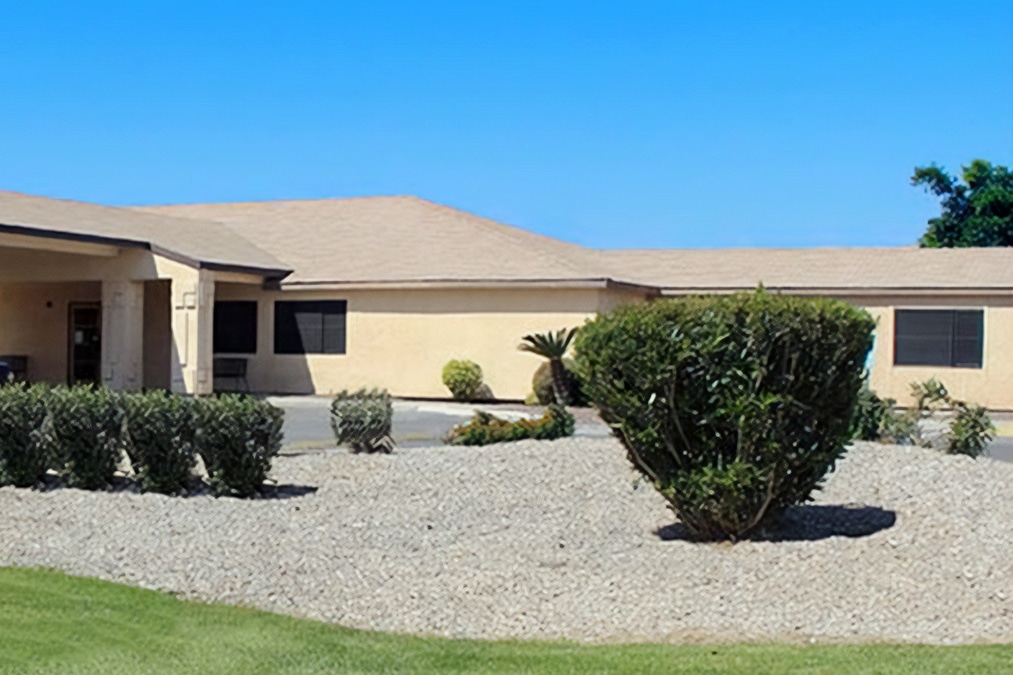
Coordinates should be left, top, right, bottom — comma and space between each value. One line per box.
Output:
214, 284, 645, 400
854, 295, 1013, 411
1, 191, 1010, 411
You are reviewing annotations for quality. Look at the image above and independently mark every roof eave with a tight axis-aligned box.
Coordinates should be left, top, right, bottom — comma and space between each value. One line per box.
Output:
278, 277, 659, 293
657, 286, 1013, 296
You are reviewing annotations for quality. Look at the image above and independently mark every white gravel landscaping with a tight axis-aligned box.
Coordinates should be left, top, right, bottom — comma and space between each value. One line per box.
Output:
1, 438, 1010, 644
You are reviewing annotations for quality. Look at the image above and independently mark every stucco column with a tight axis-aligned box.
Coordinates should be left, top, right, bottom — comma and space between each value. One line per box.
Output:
101, 280, 145, 391
169, 268, 215, 395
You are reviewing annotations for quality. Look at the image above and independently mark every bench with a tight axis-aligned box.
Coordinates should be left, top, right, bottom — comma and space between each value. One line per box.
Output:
213, 357, 250, 392
0, 355, 28, 384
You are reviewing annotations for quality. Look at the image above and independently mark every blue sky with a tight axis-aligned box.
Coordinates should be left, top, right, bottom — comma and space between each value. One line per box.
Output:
1, 1, 1010, 249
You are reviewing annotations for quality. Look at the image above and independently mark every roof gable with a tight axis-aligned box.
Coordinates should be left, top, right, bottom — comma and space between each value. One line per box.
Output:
0, 190, 289, 277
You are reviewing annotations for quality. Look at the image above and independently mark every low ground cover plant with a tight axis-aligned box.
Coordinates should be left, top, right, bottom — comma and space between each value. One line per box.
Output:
445, 404, 574, 446
0, 384, 284, 497
576, 290, 875, 541
194, 394, 284, 497
442, 359, 485, 401
330, 388, 395, 453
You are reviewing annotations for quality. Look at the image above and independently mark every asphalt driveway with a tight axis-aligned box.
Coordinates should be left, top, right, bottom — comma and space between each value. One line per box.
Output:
270, 396, 610, 452
269, 396, 1013, 462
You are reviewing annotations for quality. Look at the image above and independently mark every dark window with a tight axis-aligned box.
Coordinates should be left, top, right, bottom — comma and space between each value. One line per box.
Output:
213, 301, 258, 354
894, 309, 983, 368
274, 301, 347, 354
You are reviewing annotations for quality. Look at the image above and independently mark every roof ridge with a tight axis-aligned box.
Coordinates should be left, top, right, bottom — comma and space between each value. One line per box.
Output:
402, 197, 600, 277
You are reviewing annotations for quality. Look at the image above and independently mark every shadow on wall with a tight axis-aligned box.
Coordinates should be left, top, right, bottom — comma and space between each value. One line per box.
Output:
655, 504, 897, 543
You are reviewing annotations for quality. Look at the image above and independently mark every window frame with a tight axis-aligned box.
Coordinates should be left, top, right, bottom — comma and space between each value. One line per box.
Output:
212, 300, 259, 355
273, 300, 348, 355
893, 307, 984, 369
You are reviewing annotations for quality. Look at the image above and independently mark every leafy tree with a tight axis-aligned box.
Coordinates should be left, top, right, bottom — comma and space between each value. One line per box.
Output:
519, 328, 578, 406
913, 159, 1013, 247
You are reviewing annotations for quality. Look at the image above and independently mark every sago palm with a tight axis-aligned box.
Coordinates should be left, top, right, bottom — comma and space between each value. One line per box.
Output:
519, 327, 578, 406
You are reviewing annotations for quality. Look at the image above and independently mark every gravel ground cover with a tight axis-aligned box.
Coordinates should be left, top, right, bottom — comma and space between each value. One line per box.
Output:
1, 439, 1010, 644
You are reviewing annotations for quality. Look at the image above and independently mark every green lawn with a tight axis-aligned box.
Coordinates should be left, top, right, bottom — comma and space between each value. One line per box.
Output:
0, 567, 1008, 674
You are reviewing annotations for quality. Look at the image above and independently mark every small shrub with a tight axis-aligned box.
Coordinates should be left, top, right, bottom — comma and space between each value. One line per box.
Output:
947, 402, 995, 457
43, 386, 126, 490
442, 360, 484, 401
531, 358, 588, 406
519, 328, 579, 405
330, 389, 394, 453
0, 384, 50, 487
445, 404, 574, 446
194, 394, 283, 497
911, 378, 949, 413
123, 391, 198, 494
850, 383, 892, 441
576, 290, 875, 541
859, 378, 994, 454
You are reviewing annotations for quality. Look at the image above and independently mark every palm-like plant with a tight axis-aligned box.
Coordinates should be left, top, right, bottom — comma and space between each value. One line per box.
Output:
519, 327, 578, 406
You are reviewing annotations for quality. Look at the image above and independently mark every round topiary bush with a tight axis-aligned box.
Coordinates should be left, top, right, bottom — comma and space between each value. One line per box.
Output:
442, 359, 484, 401
575, 290, 875, 541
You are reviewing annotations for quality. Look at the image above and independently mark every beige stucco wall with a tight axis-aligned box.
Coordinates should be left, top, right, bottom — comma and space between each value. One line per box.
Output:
0, 281, 102, 383
0, 244, 229, 393
843, 294, 1013, 411
214, 284, 647, 399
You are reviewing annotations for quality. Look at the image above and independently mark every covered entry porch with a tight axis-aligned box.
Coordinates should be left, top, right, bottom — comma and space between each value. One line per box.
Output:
0, 231, 268, 394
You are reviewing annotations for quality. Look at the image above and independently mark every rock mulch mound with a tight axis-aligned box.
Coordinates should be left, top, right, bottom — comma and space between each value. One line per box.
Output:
1, 439, 1009, 644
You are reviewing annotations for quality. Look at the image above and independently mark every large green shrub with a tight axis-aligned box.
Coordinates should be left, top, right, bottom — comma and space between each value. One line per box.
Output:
575, 291, 875, 541
123, 391, 199, 494
0, 385, 50, 487
330, 389, 394, 453
194, 394, 283, 497
43, 386, 126, 490
442, 360, 484, 401
445, 404, 574, 446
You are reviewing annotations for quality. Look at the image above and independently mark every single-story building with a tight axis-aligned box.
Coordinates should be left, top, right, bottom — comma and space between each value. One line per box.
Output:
1, 190, 1010, 410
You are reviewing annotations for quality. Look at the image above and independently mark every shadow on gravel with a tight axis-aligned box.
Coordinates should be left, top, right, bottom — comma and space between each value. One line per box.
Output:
29, 478, 319, 501
655, 504, 897, 543
256, 484, 319, 500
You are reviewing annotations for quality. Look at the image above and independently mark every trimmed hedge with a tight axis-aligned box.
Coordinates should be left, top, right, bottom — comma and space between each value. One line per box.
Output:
575, 291, 875, 541
0, 385, 284, 497
0, 385, 50, 487
194, 394, 284, 497
330, 388, 395, 453
445, 404, 574, 446
44, 386, 127, 490
124, 391, 199, 494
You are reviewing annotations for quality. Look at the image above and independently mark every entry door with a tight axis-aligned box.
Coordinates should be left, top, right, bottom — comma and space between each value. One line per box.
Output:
68, 303, 102, 385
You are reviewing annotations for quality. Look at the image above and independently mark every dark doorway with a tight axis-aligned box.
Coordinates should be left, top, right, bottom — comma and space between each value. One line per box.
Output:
68, 303, 101, 385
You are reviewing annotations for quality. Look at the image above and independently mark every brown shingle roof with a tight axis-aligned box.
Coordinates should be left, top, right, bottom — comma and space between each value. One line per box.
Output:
596, 247, 1013, 293
0, 190, 289, 277
137, 196, 606, 286
132, 195, 1013, 293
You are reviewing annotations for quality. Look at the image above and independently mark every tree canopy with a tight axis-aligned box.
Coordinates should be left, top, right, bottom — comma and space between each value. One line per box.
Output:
913, 159, 1013, 247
